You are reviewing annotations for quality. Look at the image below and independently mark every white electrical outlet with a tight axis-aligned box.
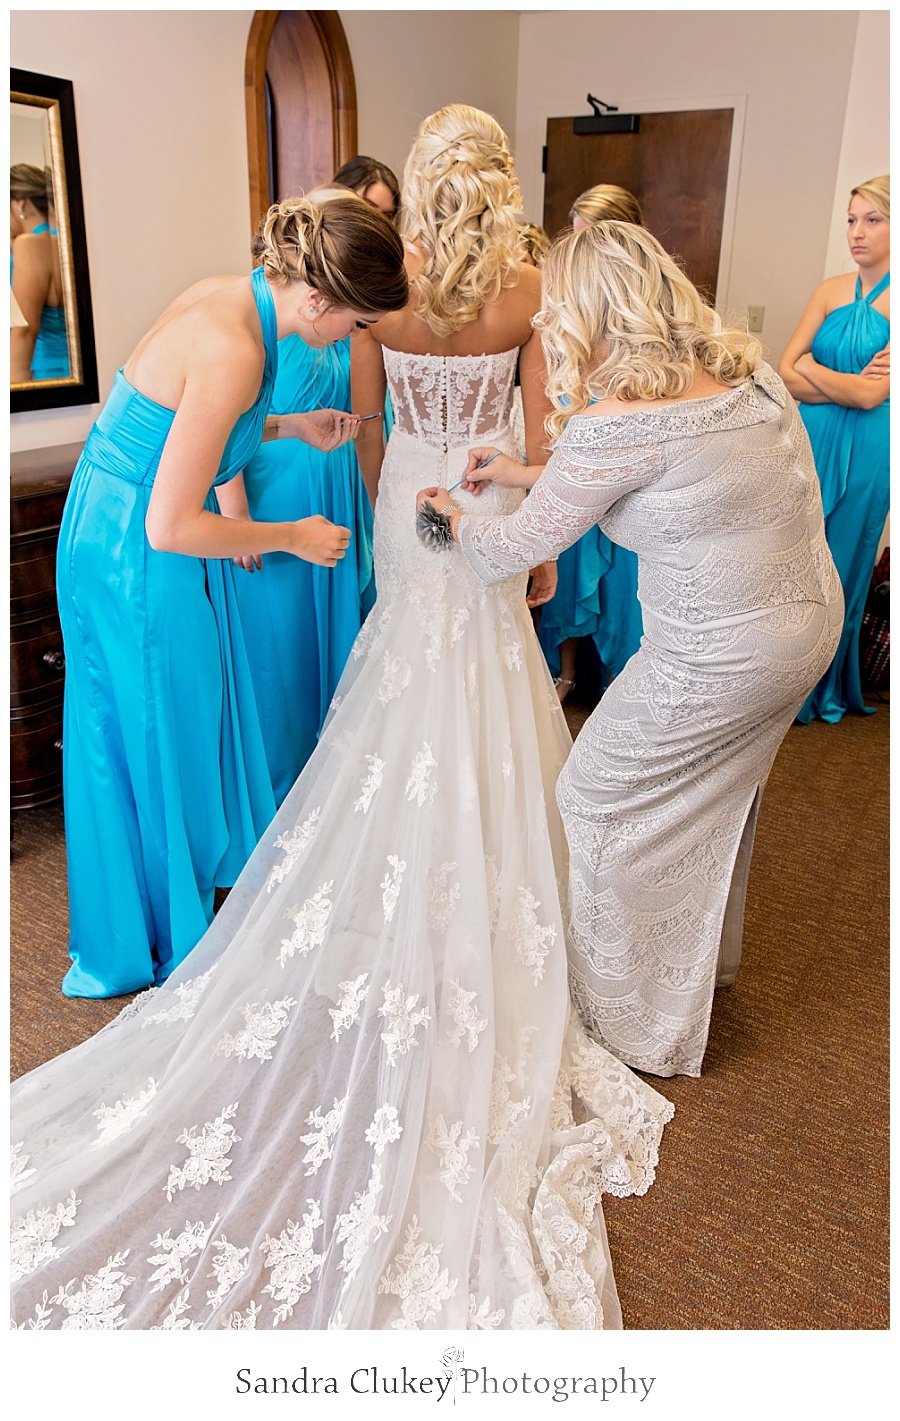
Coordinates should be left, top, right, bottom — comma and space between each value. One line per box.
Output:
747, 306, 765, 333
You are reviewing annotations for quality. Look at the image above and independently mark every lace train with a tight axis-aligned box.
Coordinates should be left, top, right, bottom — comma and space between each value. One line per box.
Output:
11, 353, 672, 1330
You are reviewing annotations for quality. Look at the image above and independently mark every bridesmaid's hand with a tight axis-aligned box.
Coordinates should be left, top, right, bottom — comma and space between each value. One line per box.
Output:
289, 515, 352, 566
860, 344, 890, 380
288, 409, 360, 451
233, 553, 263, 573
526, 561, 557, 609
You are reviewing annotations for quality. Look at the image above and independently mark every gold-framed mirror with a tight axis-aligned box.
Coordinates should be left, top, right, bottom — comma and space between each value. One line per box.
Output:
10, 67, 98, 411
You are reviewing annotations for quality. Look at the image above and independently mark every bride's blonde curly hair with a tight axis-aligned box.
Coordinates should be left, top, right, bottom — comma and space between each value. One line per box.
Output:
537, 222, 762, 442
399, 104, 523, 336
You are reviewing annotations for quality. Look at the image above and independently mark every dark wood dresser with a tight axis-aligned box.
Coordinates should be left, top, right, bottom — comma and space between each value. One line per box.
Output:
10, 442, 83, 809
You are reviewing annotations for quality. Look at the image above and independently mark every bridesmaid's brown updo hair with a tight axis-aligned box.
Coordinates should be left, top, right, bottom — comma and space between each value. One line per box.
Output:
10, 162, 51, 218
255, 195, 408, 314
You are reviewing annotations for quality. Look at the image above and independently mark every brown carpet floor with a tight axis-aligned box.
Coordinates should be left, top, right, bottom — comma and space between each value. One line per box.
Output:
9, 695, 889, 1330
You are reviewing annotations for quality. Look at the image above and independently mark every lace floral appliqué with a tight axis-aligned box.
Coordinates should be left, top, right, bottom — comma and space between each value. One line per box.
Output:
266, 808, 321, 890
329, 974, 369, 1041
261, 1203, 326, 1325
379, 981, 431, 1066
280, 881, 334, 965
365, 1104, 403, 1155
378, 1216, 458, 1329
301, 1094, 348, 1176
11, 1189, 80, 1281
427, 1115, 480, 1202
164, 1102, 241, 1200
215, 997, 297, 1062
354, 755, 385, 814
92, 1078, 158, 1146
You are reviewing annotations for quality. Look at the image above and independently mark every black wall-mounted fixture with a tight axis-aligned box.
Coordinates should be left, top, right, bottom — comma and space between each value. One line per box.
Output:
573, 93, 639, 135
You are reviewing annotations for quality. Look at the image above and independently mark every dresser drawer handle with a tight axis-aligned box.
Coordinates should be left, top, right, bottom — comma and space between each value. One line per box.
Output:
54, 738, 63, 753
43, 650, 66, 673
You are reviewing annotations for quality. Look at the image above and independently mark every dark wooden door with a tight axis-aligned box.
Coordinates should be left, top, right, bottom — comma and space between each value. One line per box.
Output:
543, 109, 733, 301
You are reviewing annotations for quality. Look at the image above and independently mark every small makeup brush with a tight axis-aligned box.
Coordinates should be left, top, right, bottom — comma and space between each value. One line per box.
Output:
446, 450, 500, 493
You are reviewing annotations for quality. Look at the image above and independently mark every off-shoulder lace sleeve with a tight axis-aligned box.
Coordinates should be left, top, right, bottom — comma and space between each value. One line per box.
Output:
458, 420, 660, 584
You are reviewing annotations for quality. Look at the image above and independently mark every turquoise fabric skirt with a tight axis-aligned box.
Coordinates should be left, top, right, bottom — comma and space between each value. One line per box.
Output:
57, 388, 277, 998
796, 400, 889, 722
795, 273, 890, 724
31, 304, 70, 380
236, 335, 376, 804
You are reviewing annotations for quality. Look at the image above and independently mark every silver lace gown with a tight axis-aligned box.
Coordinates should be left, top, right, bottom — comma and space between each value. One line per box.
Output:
10, 348, 672, 1332
461, 365, 844, 1078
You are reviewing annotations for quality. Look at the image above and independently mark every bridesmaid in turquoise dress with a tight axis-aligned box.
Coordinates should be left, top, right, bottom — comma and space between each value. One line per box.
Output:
10, 163, 70, 379
56, 196, 408, 997
537, 185, 646, 700
232, 181, 398, 802
780, 175, 890, 723
236, 331, 377, 802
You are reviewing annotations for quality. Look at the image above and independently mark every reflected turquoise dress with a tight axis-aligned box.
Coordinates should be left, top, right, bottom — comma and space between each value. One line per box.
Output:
11, 223, 71, 379
796, 271, 890, 723
237, 334, 375, 803
56, 266, 279, 998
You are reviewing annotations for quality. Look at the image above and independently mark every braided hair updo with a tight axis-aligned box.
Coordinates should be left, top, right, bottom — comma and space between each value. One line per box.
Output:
400, 104, 524, 337
255, 195, 408, 315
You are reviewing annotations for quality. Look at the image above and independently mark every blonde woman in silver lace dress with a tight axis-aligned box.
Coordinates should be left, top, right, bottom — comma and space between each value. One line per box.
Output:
420, 221, 844, 1078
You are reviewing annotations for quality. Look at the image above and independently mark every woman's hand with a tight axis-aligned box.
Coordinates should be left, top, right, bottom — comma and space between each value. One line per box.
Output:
526, 561, 557, 608
860, 344, 890, 380
288, 515, 352, 566
283, 409, 360, 451
416, 487, 456, 515
233, 553, 263, 573
460, 447, 542, 493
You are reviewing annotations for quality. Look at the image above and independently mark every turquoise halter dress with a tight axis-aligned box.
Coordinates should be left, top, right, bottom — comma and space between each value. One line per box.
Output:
796, 271, 890, 723
56, 266, 279, 997
236, 333, 376, 803
11, 222, 71, 379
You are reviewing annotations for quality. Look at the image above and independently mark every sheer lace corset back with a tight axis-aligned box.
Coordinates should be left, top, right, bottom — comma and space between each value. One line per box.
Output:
375, 348, 526, 605
383, 347, 518, 450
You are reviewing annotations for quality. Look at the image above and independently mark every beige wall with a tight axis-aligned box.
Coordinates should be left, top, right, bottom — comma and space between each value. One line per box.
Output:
10, 8, 520, 452
513, 8, 866, 365
11, 8, 255, 451
11, 9, 888, 452
340, 9, 520, 186
822, 9, 891, 280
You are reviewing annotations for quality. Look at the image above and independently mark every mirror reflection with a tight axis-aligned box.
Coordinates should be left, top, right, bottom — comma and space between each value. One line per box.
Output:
10, 107, 71, 383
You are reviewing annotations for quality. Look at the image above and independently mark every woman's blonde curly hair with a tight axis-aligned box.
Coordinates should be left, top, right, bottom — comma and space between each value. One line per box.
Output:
537, 222, 762, 442
850, 173, 889, 220
399, 104, 523, 336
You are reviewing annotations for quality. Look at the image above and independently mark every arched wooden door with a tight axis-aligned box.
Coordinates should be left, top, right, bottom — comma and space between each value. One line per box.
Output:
245, 10, 358, 231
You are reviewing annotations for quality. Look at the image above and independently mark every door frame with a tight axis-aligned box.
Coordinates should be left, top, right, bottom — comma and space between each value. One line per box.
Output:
245, 10, 358, 234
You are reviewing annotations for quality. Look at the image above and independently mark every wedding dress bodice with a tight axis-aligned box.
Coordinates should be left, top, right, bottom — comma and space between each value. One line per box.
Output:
371, 348, 527, 614
382, 347, 519, 452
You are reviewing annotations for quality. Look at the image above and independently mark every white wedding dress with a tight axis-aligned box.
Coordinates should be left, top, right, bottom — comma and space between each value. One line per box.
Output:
10, 348, 672, 1332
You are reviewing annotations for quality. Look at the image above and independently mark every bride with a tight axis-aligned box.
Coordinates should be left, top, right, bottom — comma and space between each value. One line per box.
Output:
11, 105, 672, 1332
